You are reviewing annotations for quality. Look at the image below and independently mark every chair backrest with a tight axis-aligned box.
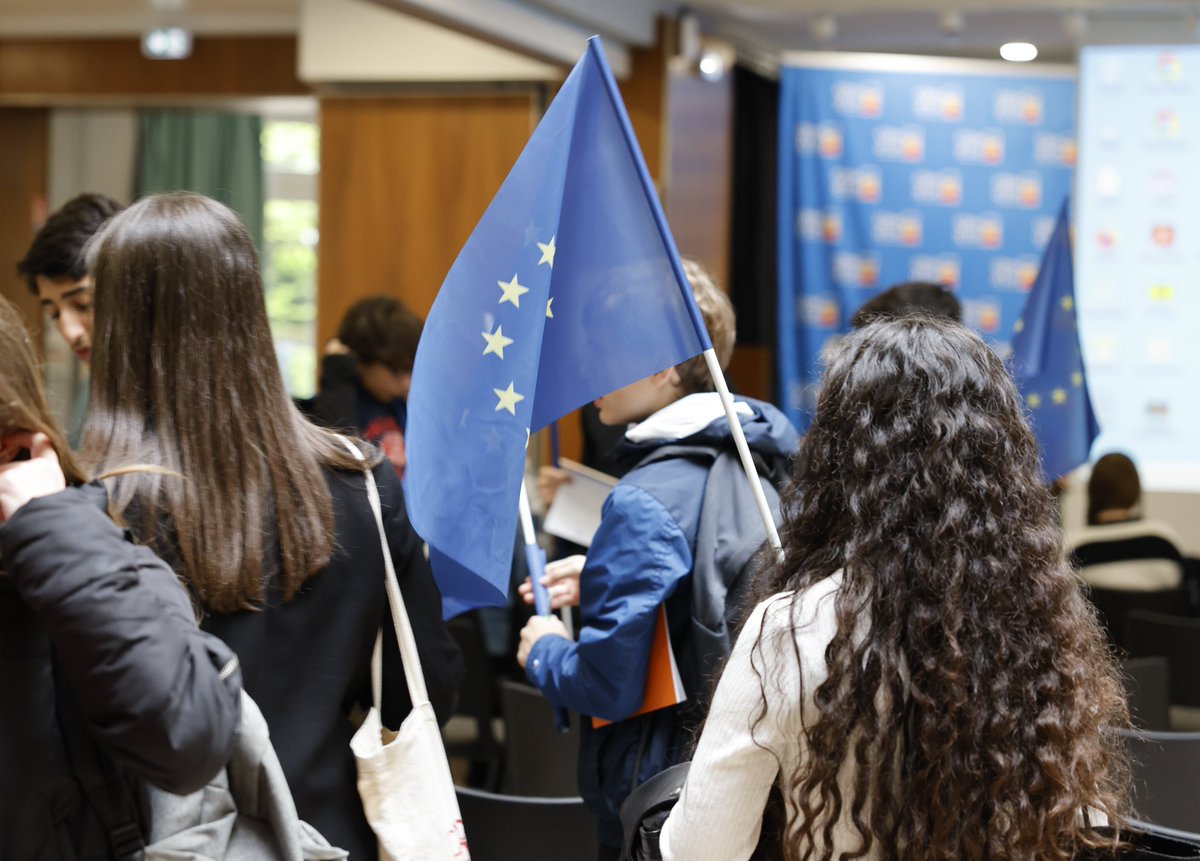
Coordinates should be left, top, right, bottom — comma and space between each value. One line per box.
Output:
456, 787, 598, 861
1126, 611, 1200, 707
1084, 587, 1192, 652
1116, 729, 1200, 834
1121, 657, 1172, 731
447, 613, 498, 743
499, 679, 580, 797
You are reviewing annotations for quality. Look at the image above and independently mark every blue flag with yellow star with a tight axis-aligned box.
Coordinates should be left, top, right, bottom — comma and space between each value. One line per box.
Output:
404, 37, 712, 617
1010, 199, 1098, 479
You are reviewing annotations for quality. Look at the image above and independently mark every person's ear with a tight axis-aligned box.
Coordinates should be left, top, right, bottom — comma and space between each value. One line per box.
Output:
664, 367, 684, 390
649, 367, 677, 389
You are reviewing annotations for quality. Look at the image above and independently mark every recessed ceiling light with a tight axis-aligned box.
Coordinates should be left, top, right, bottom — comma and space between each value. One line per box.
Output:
142, 27, 192, 60
1001, 42, 1038, 62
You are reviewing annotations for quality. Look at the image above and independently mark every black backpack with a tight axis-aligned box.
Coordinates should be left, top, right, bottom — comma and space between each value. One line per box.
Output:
633, 441, 788, 715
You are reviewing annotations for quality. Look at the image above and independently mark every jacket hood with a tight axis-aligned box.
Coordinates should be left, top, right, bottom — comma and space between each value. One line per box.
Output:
616, 393, 800, 469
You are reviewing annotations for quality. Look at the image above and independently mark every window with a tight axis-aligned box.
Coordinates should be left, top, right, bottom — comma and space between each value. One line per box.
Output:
262, 119, 319, 398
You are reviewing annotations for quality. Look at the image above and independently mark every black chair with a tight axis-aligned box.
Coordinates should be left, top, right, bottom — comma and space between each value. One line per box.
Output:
1117, 729, 1200, 834
456, 786, 598, 861
1122, 657, 1172, 732
1126, 611, 1200, 730
1083, 587, 1191, 652
500, 680, 580, 797
443, 613, 504, 790
1126, 611, 1200, 707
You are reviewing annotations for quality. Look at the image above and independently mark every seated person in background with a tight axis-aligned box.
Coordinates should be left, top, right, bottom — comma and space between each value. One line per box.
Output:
657, 316, 1129, 861
0, 295, 241, 858
304, 296, 423, 478
516, 261, 800, 859
850, 279, 961, 328
1066, 452, 1188, 591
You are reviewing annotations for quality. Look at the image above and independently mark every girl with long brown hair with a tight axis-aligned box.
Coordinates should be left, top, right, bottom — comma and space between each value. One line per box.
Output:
659, 316, 1129, 860
1, 294, 241, 858
80, 192, 463, 858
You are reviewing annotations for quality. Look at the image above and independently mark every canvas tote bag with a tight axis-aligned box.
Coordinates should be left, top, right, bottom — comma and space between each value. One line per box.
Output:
342, 439, 470, 860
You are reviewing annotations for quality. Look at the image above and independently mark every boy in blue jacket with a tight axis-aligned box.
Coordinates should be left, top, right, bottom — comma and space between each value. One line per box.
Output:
517, 262, 799, 859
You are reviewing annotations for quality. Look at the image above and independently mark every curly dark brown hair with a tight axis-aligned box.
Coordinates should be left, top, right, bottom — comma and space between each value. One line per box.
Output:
751, 316, 1128, 860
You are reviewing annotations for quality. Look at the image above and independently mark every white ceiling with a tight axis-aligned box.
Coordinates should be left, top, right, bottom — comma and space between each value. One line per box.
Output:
0, 0, 299, 37
1, 0, 1197, 65
692, 1, 1200, 63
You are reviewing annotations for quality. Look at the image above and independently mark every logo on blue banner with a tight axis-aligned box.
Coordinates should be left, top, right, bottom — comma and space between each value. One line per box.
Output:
777, 56, 1076, 429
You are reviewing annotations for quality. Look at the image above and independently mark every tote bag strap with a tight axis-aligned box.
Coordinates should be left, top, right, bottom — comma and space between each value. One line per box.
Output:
337, 436, 430, 711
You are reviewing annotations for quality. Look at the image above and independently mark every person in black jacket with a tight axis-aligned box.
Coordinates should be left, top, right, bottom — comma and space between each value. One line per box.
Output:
301, 295, 424, 479
79, 192, 465, 859
0, 295, 242, 860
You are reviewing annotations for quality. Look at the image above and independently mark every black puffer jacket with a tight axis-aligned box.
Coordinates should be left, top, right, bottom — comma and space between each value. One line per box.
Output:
0, 484, 243, 861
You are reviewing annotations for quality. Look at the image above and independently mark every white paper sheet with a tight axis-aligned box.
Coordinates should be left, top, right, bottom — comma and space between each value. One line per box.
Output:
541, 458, 618, 548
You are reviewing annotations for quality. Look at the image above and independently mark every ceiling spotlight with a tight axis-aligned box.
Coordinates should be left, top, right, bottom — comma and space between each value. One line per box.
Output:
1000, 42, 1038, 62
1062, 11, 1088, 44
698, 53, 723, 80
809, 14, 838, 44
697, 40, 734, 82
940, 10, 965, 37
142, 26, 192, 59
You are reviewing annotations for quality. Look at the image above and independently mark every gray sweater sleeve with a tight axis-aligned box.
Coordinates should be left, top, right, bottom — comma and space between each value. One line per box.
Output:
0, 484, 242, 795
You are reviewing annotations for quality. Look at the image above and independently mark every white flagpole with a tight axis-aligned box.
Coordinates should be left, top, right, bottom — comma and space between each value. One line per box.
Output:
518, 480, 575, 635
702, 349, 785, 561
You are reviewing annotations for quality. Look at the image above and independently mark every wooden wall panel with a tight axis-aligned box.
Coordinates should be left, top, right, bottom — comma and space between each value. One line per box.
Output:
0, 37, 307, 101
0, 108, 48, 346
665, 67, 733, 293
727, 345, 772, 403
317, 93, 536, 342
620, 25, 668, 185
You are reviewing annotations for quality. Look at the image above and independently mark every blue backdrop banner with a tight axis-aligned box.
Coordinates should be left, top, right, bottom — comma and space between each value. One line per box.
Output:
777, 54, 1077, 430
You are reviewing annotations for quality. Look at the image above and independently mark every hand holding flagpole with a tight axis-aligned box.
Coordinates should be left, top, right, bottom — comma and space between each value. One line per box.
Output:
518, 479, 552, 616
518, 479, 571, 732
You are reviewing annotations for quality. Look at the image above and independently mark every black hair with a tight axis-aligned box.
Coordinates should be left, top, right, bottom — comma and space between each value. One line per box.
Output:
850, 281, 962, 329
336, 296, 424, 373
17, 193, 124, 292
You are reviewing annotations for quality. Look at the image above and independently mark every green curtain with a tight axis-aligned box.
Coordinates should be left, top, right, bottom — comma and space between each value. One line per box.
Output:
136, 110, 265, 251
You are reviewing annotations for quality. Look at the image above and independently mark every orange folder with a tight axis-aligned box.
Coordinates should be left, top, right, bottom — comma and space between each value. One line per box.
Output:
592, 604, 687, 729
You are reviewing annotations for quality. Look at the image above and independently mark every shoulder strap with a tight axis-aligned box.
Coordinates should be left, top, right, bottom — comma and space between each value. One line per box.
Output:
631, 443, 720, 473
685, 447, 781, 699
52, 659, 145, 861
337, 436, 430, 710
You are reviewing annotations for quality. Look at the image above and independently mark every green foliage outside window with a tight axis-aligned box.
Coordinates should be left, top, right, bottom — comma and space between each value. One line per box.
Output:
261, 120, 318, 398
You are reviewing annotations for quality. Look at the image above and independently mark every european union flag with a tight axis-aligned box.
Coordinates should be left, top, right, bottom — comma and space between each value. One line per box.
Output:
405, 38, 712, 618
1010, 199, 1099, 479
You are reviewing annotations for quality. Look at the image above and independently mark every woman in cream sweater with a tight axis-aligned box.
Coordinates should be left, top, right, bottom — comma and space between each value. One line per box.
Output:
661, 317, 1129, 861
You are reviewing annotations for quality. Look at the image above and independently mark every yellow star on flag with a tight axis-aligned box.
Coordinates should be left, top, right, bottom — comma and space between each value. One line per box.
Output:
1071, 372, 1083, 387
1052, 388, 1067, 405
481, 324, 513, 359
1013, 318, 1024, 334
1060, 296, 1074, 312
1026, 392, 1042, 409
546, 297, 554, 319
537, 236, 556, 268
497, 275, 528, 308
493, 382, 525, 415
